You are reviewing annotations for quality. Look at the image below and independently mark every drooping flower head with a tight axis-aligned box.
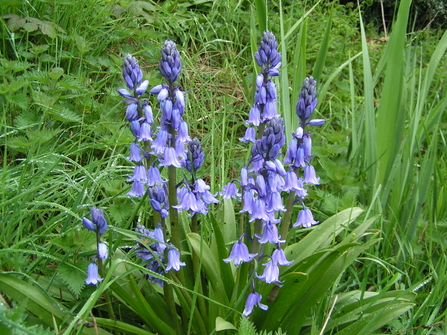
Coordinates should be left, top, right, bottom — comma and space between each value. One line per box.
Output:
85, 263, 103, 285
243, 292, 268, 317
223, 240, 257, 266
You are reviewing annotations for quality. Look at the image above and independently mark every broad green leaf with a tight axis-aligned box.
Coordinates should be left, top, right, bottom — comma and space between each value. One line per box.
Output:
254, 0, 266, 33
215, 316, 237, 331
23, 21, 38, 32
375, 0, 411, 186
334, 302, 415, 335
320, 290, 416, 331
92, 318, 155, 335
0, 272, 71, 326
312, 3, 333, 83
284, 207, 364, 267
222, 198, 237, 244
187, 233, 229, 305
210, 212, 235, 298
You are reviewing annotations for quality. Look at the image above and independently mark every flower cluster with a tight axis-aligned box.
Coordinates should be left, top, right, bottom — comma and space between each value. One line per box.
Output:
222, 31, 324, 316
284, 76, 324, 228
242, 31, 281, 143
118, 54, 154, 198
82, 207, 109, 285
117, 41, 218, 282
135, 224, 185, 287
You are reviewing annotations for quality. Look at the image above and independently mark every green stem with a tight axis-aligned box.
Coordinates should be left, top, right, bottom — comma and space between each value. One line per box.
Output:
163, 274, 182, 335
96, 234, 115, 323
190, 214, 208, 324
280, 189, 296, 247
171, 274, 208, 334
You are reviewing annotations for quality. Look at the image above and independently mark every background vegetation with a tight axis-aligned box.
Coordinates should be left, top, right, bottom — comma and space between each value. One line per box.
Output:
1, 0, 446, 334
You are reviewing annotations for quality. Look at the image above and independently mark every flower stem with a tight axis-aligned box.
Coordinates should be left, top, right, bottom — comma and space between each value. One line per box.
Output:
96, 233, 115, 322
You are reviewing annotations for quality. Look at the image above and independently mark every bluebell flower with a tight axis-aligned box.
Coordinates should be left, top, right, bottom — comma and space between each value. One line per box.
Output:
308, 119, 325, 126
243, 292, 268, 317
147, 166, 165, 186
130, 120, 141, 139
303, 164, 320, 185
128, 142, 143, 162
143, 102, 154, 123
122, 54, 144, 92
159, 40, 181, 84
257, 259, 281, 284
85, 263, 103, 285
256, 222, 284, 244
272, 248, 293, 266
160, 147, 182, 168
152, 129, 169, 155
83, 207, 108, 236
128, 165, 148, 183
183, 138, 205, 173
148, 185, 169, 218
177, 121, 191, 143
82, 217, 95, 232
247, 107, 261, 126
223, 241, 257, 266
240, 127, 256, 143
139, 122, 152, 141
166, 248, 186, 271
222, 182, 240, 200
135, 224, 166, 286
293, 208, 318, 228
296, 76, 317, 123
125, 103, 138, 121
98, 242, 108, 259
174, 187, 201, 213
127, 180, 146, 198
240, 190, 255, 214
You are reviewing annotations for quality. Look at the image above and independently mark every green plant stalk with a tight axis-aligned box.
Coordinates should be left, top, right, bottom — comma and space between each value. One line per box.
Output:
190, 214, 208, 325
281, 189, 296, 246
162, 275, 181, 335
96, 232, 115, 322
171, 273, 208, 334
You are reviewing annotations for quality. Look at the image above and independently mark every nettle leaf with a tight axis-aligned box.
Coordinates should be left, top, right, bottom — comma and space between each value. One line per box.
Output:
237, 317, 257, 335
59, 76, 87, 90
23, 21, 38, 32
47, 105, 82, 122
6, 93, 31, 110
5, 136, 31, 152
25, 70, 51, 84
109, 201, 134, 223
12, 61, 32, 72
51, 230, 96, 252
39, 20, 66, 38
72, 35, 92, 54
26, 129, 61, 144
4, 14, 25, 31
15, 111, 41, 128
49, 67, 64, 81
9, 77, 28, 93
57, 261, 88, 298
100, 179, 125, 195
